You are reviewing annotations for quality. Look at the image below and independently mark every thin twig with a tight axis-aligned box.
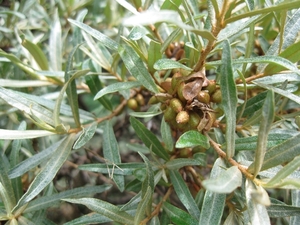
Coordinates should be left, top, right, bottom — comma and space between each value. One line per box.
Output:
206, 133, 254, 180
140, 187, 173, 224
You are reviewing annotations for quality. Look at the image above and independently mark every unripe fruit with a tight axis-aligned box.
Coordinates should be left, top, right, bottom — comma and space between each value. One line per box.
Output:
148, 96, 159, 105
135, 93, 145, 106
176, 111, 189, 124
188, 112, 201, 129
197, 91, 210, 104
204, 80, 217, 94
179, 148, 191, 158
127, 98, 139, 111
164, 106, 176, 122
211, 89, 222, 103
177, 82, 186, 103
170, 98, 183, 113
171, 72, 182, 91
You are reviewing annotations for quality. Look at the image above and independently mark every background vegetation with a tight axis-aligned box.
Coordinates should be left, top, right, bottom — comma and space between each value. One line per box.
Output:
1, 0, 300, 224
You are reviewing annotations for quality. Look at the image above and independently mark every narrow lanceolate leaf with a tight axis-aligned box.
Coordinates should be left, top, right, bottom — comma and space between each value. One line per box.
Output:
253, 81, 300, 105
170, 170, 200, 219
248, 91, 274, 177
135, 186, 152, 225
64, 44, 83, 128
64, 213, 111, 225
136, 154, 154, 218
73, 122, 98, 149
161, 118, 174, 152
139, 152, 154, 200
94, 81, 141, 100
267, 204, 300, 218
49, 9, 62, 71
63, 198, 134, 225
68, 19, 118, 51
0, 129, 55, 140
10, 122, 26, 201
0, 49, 41, 79
123, 10, 215, 41
231, 132, 293, 152
244, 179, 271, 225
148, 40, 162, 74
85, 75, 113, 110
166, 158, 201, 170
119, 45, 158, 94
8, 139, 64, 178
53, 69, 90, 127
220, 39, 237, 158
0, 182, 13, 214
0, 86, 54, 126
260, 7, 300, 58
264, 155, 300, 188
260, 133, 300, 171
154, 59, 193, 71
103, 120, 124, 191
23, 184, 112, 213
264, 41, 300, 75
130, 117, 169, 160
291, 190, 300, 224
79, 163, 145, 175
0, 79, 53, 88
202, 166, 242, 194
199, 158, 226, 225
207, 56, 300, 75
14, 134, 76, 209
21, 37, 48, 70
175, 130, 210, 149
0, 155, 16, 212
163, 201, 198, 225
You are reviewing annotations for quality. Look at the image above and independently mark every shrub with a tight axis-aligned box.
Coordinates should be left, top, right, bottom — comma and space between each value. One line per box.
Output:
1, 0, 300, 224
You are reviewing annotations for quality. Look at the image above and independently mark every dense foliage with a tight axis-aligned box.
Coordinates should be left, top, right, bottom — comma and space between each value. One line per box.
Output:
1, 0, 300, 224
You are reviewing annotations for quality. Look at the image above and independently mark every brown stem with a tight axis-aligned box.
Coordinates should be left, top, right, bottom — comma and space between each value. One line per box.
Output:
194, 0, 233, 72
186, 166, 202, 188
137, 7, 163, 43
206, 133, 254, 180
68, 93, 132, 134
140, 187, 173, 224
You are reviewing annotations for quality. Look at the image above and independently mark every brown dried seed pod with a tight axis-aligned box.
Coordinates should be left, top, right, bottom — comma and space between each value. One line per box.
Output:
176, 111, 189, 124
170, 98, 183, 113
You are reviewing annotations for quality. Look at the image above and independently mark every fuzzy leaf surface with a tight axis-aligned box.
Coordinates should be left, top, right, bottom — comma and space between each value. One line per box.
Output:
199, 158, 226, 225
202, 166, 242, 193
63, 198, 134, 225
130, 117, 169, 160
220, 39, 237, 158
175, 130, 209, 149
170, 170, 200, 219
119, 45, 158, 93
163, 201, 198, 225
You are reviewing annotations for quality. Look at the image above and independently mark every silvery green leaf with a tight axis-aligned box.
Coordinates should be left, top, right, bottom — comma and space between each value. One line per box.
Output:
244, 179, 271, 225
202, 166, 242, 194
63, 198, 134, 225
